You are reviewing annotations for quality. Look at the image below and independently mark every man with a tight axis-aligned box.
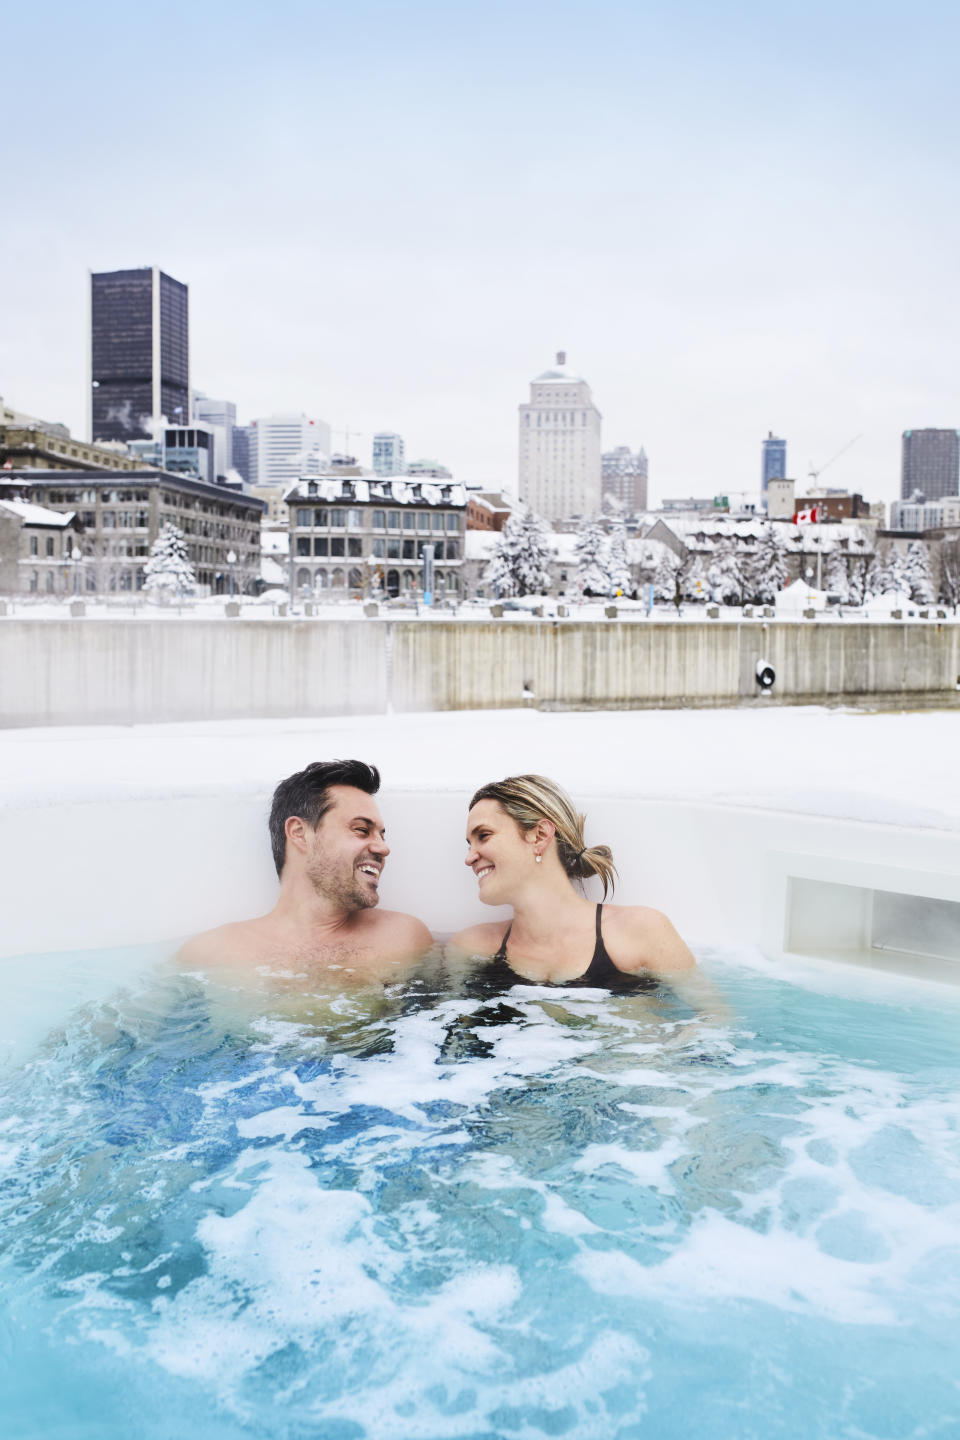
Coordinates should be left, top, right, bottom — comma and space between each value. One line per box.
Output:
178, 759, 433, 983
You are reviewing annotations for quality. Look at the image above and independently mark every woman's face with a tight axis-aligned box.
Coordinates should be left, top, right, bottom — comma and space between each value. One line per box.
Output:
464, 799, 535, 906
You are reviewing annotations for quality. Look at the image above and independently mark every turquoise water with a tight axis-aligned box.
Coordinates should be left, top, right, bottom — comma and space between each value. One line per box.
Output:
1, 950, 958, 1439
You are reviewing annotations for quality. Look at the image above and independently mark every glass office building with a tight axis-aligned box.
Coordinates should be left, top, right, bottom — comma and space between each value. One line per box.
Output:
761, 431, 787, 494
90, 267, 189, 443
901, 429, 960, 502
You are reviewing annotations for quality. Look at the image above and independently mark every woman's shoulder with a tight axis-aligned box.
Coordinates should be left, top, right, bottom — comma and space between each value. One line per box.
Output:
447, 920, 510, 959
601, 904, 695, 974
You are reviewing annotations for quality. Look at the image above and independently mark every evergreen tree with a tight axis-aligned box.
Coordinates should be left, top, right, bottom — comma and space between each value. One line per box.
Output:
750, 526, 789, 603
573, 517, 609, 596
824, 546, 850, 602
865, 543, 894, 597
143, 522, 197, 602
604, 515, 631, 596
938, 538, 960, 611
903, 540, 934, 604
484, 505, 553, 598
888, 543, 908, 596
652, 547, 682, 603
708, 540, 746, 604
681, 552, 709, 602
847, 555, 868, 606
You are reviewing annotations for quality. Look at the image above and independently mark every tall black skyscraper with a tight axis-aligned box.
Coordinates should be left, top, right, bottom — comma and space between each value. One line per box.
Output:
900, 428, 960, 501
89, 266, 189, 443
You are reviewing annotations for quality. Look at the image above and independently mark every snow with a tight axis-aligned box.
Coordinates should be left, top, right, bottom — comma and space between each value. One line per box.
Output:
0, 498, 75, 527
2, 706, 958, 834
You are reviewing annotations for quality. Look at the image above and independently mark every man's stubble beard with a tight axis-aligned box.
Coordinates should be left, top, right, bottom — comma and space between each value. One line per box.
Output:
306, 850, 378, 912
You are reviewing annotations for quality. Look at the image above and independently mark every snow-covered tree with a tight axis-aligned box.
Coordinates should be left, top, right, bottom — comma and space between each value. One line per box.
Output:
573, 517, 608, 596
681, 552, 709, 602
652, 547, 682, 603
707, 540, 745, 605
749, 526, 789, 603
143, 522, 196, 602
903, 540, 934, 604
847, 555, 868, 606
824, 546, 850, 602
604, 515, 631, 597
866, 541, 911, 598
484, 505, 553, 598
938, 538, 960, 611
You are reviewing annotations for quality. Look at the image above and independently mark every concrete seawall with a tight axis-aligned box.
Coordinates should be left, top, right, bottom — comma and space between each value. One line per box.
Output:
1, 619, 958, 726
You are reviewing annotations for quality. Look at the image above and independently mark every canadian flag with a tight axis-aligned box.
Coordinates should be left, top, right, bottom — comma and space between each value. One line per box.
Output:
793, 506, 819, 524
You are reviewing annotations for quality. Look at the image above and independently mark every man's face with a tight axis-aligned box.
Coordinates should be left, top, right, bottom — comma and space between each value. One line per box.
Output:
303, 786, 390, 911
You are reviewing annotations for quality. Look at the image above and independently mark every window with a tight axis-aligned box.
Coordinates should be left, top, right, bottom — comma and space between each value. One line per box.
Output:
102, 511, 116, 528
348, 567, 363, 589
29, 536, 37, 555
387, 538, 400, 559
446, 514, 459, 531
296, 537, 311, 556
445, 541, 459, 560
372, 510, 386, 529
402, 539, 415, 559
372, 539, 386, 558
417, 511, 431, 531
348, 537, 362, 557
314, 510, 326, 527
46, 537, 54, 556
46, 572, 55, 591
314, 537, 328, 556
81, 511, 96, 526
387, 512, 401, 529
331, 568, 345, 587
296, 509, 311, 526
432, 514, 444, 530
135, 511, 149, 527
402, 512, 415, 530
330, 537, 345, 557
330, 509, 345, 527
348, 509, 363, 528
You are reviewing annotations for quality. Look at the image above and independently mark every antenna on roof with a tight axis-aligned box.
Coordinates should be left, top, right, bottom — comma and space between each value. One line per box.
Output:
556, 350, 566, 366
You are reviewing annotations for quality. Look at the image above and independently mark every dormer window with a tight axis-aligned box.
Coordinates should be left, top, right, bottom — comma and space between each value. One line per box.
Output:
307, 480, 318, 496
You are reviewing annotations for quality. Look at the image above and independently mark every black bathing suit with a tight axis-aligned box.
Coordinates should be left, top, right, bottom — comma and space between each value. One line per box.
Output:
470, 904, 659, 996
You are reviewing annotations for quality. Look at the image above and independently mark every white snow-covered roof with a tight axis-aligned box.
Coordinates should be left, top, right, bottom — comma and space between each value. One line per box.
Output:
284, 477, 466, 508
652, 516, 874, 555
0, 499, 76, 528
533, 366, 584, 384
260, 529, 289, 556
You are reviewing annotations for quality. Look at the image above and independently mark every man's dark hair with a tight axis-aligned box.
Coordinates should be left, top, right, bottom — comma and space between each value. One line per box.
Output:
269, 760, 381, 878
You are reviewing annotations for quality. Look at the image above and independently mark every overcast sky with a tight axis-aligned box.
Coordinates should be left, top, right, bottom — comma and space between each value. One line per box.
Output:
4, 0, 959, 504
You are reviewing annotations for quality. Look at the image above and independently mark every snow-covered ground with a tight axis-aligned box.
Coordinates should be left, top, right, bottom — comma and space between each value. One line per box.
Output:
3, 704, 958, 831
2, 595, 957, 623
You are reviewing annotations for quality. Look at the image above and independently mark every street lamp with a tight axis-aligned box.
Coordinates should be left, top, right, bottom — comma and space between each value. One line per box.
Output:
70, 546, 82, 597
227, 549, 237, 599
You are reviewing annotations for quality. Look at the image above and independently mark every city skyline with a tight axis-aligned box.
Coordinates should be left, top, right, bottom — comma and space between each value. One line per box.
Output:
4, 1, 960, 506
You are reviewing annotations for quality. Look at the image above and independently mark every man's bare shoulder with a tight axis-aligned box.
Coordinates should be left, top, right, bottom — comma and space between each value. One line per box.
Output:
366, 908, 434, 957
176, 918, 270, 969
447, 920, 508, 959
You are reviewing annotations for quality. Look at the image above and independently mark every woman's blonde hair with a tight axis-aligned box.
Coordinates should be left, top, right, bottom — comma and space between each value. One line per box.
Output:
469, 774, 617, 898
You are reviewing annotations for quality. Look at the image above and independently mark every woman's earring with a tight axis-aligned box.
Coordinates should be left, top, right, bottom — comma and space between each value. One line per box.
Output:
535, 852, 542, 864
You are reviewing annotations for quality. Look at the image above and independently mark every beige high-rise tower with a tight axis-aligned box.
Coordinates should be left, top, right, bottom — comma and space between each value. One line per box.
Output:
518, 352, 602, 521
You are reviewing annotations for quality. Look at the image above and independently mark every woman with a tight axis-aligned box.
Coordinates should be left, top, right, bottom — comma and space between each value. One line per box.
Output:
448, 773, 696, 988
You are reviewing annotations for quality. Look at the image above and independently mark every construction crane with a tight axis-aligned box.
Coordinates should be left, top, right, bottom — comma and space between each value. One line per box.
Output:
807, 433, 862, 487
804, 433, 862, 590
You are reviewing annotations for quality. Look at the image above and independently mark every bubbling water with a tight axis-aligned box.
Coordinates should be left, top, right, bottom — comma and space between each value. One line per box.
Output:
1, 951, 959, 1440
